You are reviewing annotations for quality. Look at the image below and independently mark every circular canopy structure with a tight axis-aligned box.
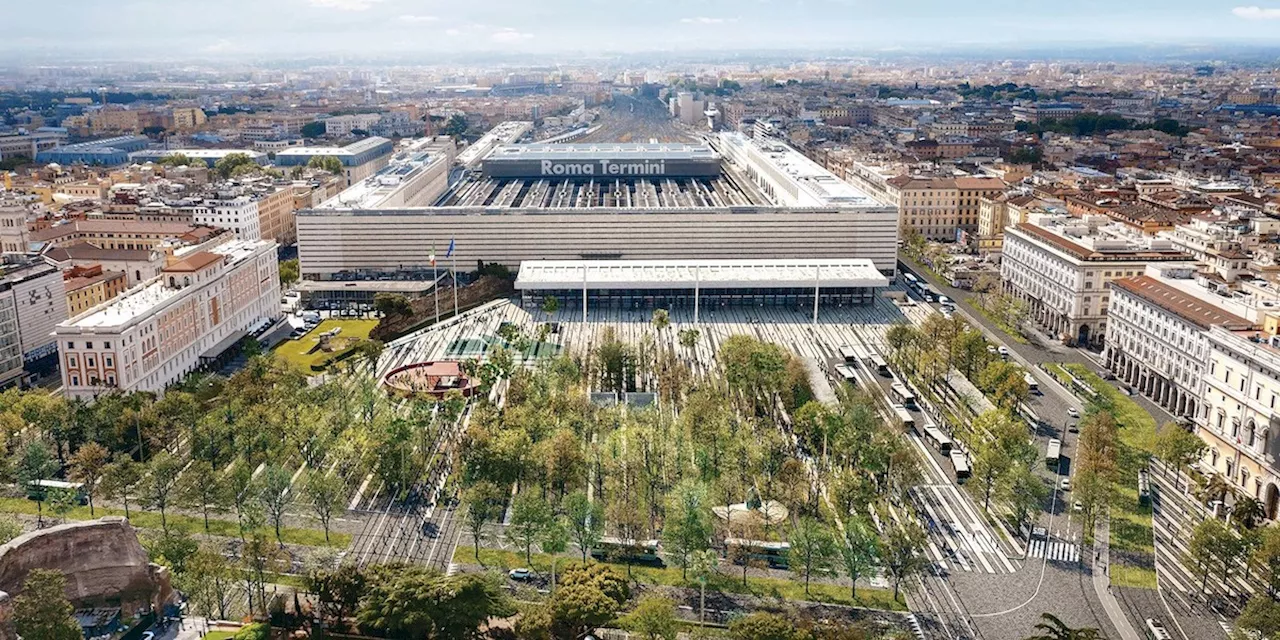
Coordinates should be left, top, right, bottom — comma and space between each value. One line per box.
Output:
382, 360, 480, 399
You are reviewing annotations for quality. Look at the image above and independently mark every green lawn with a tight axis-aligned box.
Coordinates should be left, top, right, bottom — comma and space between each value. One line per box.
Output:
1059, 363, 1160, 589
455, 546, 906, 612
0, 497, 350, 548
272, 319, 379, 372
205, 632, 236, 640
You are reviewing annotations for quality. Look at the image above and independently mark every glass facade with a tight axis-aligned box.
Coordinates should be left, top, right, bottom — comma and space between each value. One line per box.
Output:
521, 286, 876, 311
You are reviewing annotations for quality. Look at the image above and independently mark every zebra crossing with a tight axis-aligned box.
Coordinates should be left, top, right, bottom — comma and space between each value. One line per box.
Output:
1027, 538, 1082, 563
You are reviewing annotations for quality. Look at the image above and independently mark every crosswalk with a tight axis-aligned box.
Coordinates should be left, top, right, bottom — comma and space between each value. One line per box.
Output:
1028, 538, 1081, 563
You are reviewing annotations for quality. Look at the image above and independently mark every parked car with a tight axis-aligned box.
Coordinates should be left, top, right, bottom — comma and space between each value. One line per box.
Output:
997, 346, 1009, 358
1067, 407, 1079, 418
508, 568, 532, 581
1060, 478, 1071, 491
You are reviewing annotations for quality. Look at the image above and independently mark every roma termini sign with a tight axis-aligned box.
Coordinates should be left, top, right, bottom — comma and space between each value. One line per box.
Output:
483, 158, 721, 179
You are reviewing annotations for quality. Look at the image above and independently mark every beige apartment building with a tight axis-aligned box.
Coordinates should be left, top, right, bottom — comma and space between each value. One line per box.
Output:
886, 176, 959, 241
172, 107, 207, 131
256, 186, 298, 246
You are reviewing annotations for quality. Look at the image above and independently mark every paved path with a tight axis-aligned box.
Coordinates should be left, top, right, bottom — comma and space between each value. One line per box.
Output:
1093, 518, 1142, 640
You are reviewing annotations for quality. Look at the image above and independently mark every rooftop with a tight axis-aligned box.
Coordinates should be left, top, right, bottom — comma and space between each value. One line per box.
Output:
486, 142, 719, 162
276, 136, 392, 158
61, 240, 272, 330
1012, 215, 1188, 262
515, 259, 891, 290
1111, 275, 1254, 331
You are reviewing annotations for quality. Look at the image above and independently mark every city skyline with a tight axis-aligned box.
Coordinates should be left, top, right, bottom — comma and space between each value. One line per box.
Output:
7, 0, 1280, 59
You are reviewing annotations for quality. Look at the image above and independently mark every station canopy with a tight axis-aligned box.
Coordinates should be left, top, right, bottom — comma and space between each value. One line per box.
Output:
514, 259, 891, 291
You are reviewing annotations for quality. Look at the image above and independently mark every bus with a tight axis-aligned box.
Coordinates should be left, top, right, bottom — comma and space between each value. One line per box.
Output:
892, 404, 916, 431
25, 479, 87, 504
891, 382, 917, 410
835, 364, 858, 384
591, 537, 664, 566
924, 427, 953, 456
1024, 372, 1039, 394
724, 538, 791, 569
839, 345, 861, 363
869, 354, 890, 377
1046, 438, 1062, 470
950, 451, 971, 482
902, 273, 919, 290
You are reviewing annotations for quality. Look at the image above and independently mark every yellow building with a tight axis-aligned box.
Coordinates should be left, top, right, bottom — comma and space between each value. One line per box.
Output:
173, 107, 207, 131
63, 264, 128, 316
255, 186, 298, 246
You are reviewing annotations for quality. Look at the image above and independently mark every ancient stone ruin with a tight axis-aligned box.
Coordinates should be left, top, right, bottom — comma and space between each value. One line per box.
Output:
0, 517, 173, 640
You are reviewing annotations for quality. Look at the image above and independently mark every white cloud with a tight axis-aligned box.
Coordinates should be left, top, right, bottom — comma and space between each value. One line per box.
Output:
445, 28, 462, 36
308, 0, 385, 11
680, 17, 738, 24
1233, 6, 1280, 19
490, 28, 534, 43
397, 14, 439, 23
202, 39, 240, 53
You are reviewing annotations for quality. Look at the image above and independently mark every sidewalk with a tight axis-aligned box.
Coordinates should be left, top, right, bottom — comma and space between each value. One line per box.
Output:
1094, 517, 1142, 640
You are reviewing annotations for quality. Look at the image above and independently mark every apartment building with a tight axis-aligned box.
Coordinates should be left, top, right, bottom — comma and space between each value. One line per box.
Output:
1199, 325, 1280, 519
1107, 264, 1254, 419
29, 220, 229, 251
0, 260, 69, 385
42, 243, 165, 286
886, 176, 959, 241
255, 186, 297, 246
1000, 213, 1187, 347
187, 197, 262, 241
55, 240, 280, 400
63, 264, 128, 316
956, 177, 1007, 237
172, 107, 207, 131
324, 114, 381, 137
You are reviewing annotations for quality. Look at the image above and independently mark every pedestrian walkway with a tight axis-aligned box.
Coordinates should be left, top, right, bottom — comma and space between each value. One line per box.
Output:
1028, 538, 1082, 563
1093, 517, 1142, 640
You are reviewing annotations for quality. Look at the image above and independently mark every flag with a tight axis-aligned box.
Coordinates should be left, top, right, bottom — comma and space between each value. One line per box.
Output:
429, 244, 436, 268
446, 238, 455, 258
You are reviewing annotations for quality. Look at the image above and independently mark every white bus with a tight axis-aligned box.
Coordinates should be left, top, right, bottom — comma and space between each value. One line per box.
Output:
1024, 372, 1039, 394
835, 364, 858, 384
950, 451, 971, 482
1046, 438, 1062, 470
924, 427, 953, 456
869, 353, 890, 376
839, 345, 860, 363
892, 404, 916, 431
891, 382, 917, 409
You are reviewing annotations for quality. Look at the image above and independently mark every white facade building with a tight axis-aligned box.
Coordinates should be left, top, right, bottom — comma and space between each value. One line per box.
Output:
1000, 214, 1187, 347
187, 197, 262, 241
55, 240, 280, 400
324, 114, 382, 137
1106, 263, 1254, 419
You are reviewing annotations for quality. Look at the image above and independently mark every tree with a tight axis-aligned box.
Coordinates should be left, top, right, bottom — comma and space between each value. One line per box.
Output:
462, 481, 503, 564
728, 612, 796, 640
300, 121, 326, 138
48, 487, 76, 524
679, 328, 700, 350
563, 490, 603, 562
788, 517, 838, 595
1254, 526, 1280, 598
1003, 463, 1048, 534
357, 566, 512, 640
1024, 612, 1102, 640
540, 518, 569, 592
14, 441, 57, 523
541, 295, 560, 315
621, 595, 679, 640
1154, 422, 1205, 491
1233, 496, 1267, 531
278, 258, 299, 287
257, 464, 293, 545
101, 453, 142, 519
373, 292, 413, 318
662, 479, 714, 580
176, 461, 225, 533
12, 569, 81, 640
883, 520, 929, 601
183, 545, 237, 621
1187, 517, 1233, 594
838, 515, 881, 601
1238, 595, 1280, 640
140, 452, 182, 532
688, 548, 718, 626
651, 309, 670, 332
549, 563, 629, 638
65, 450, 106, 514
305, 472, 346, 543
507, 492, 552, 566
306, 155, 344, 175
444, 114, 469, 138
213, 152, 254, 179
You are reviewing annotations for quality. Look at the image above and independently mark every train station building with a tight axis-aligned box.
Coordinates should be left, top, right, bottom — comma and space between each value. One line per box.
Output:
513, 258, 890, 322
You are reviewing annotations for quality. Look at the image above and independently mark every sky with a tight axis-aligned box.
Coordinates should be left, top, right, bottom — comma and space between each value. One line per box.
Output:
5, 0, 1280, 59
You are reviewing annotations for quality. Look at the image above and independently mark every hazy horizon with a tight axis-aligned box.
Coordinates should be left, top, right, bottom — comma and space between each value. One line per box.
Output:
6, 0, 1280, 61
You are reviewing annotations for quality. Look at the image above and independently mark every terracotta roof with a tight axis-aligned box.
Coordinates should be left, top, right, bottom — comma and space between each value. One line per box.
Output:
163, 251, 223, 273
44, 242, 157, 263
64, 270, 125, 293
954, 177, 1005, 190
1110, 276, 1254, 331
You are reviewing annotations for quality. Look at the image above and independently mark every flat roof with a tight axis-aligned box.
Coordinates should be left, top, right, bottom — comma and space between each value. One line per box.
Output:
515, 259, 890, 291
276, 136, 392, 157
295, 279, 435, 294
